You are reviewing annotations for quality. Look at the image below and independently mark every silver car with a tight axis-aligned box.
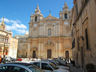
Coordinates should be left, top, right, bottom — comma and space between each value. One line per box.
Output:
0, 63, 43, 72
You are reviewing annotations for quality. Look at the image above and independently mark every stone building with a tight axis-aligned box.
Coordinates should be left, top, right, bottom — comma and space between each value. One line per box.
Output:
71, 0, 96, 71
0, 18, 18, 58
15, 33, 28, 58
18, 3, 72, 59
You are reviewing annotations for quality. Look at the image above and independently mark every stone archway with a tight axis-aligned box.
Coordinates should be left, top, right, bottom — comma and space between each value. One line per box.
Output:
45, 40, 54, 59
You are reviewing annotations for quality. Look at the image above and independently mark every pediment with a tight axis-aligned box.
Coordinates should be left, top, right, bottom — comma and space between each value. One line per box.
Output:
41, 15, 59, 21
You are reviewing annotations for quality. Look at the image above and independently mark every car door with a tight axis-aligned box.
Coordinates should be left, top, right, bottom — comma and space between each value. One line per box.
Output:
0, 65, 29, 72
41, 63, 52, 72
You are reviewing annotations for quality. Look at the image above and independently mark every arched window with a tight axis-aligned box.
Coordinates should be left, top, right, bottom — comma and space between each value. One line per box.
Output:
35, 16, 37, 22
48, 28, 51, 36
64, 13, 68, 19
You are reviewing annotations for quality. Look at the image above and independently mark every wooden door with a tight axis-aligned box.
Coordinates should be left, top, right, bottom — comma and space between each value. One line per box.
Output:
33, 50, 36, 58
47, 49, 52, 58
65, 51, 69, 59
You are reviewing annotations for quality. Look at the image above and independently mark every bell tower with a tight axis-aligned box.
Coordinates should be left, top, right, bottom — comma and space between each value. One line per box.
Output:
59, 3, 70, 20
29, 5, 43, 37
59, 2, 71, 36
30, 5, 43, 23
0, 17, 5, 30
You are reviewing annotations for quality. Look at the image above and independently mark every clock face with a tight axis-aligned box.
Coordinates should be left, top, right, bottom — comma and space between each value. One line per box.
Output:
34, 24, 37, 27
64, 22, 69, 25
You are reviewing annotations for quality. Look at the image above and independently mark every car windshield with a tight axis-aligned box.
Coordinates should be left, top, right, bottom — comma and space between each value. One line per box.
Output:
50, 63, 58, 70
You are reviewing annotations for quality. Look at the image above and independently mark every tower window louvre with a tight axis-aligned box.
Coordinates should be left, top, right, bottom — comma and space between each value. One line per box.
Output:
65, 14, 68, 19
35, 16, 37, 22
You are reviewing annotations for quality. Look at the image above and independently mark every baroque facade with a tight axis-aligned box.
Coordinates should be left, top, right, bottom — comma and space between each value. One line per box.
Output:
0, 18, 18, 58
71, 0, 96, 71
17, 3, 72, 59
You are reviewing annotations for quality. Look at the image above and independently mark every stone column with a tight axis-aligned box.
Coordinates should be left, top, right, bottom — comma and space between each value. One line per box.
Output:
38, 43, 41, 58
27, 43, 30, 58
41, 43, 44, 58
59, 42, 61, 57
56, 42, 59, 57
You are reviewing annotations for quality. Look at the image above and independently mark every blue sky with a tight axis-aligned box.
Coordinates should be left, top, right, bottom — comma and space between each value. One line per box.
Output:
0, 0, 73, 36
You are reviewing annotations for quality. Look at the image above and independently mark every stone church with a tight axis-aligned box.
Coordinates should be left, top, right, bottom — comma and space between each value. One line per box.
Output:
17, 3, 72, 59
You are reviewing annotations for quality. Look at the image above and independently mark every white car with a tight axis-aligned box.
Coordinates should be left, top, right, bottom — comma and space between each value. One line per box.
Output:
31, 61, 69, 72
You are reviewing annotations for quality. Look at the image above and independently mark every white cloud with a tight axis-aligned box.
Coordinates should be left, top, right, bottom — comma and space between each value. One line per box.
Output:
0, 17, 28, 34
16, 29, 27, 34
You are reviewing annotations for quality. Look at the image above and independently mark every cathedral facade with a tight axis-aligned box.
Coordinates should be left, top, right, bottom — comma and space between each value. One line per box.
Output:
17, 3, 72, 59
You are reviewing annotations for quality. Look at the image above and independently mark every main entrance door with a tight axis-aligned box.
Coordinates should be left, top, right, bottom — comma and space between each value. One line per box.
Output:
33, 51, 36, 58
47, 49, 52, 59
65, 51, 69, 59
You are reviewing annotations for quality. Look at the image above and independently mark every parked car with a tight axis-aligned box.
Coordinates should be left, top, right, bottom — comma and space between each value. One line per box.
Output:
0, 64, 32, 72
53, 59, 67, 66
0, 63, 44, 72
48, 60, 69, 70
8, 62, 44, 72
31, 61, 69, 72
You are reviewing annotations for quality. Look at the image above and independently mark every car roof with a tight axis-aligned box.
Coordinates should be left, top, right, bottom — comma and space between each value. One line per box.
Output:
6, 62, 32, 66
32, 60, 50, 64
0, 63, 28, 67
0, 64, 32, 72
5, 62, 41, 69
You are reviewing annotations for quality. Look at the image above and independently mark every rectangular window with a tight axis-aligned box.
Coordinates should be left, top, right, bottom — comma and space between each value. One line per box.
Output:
77, 37, 80, 51
72, 39, 75, 48
85, 29, 89, 50
84, 0, 89, 6
95, 0, 96, 4
75, 3, 78, 16
85, 0, 89, 4
48, 28, 51, 36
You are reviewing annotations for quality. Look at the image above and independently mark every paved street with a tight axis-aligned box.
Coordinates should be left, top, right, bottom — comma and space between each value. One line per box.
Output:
69, 64, 84, 72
